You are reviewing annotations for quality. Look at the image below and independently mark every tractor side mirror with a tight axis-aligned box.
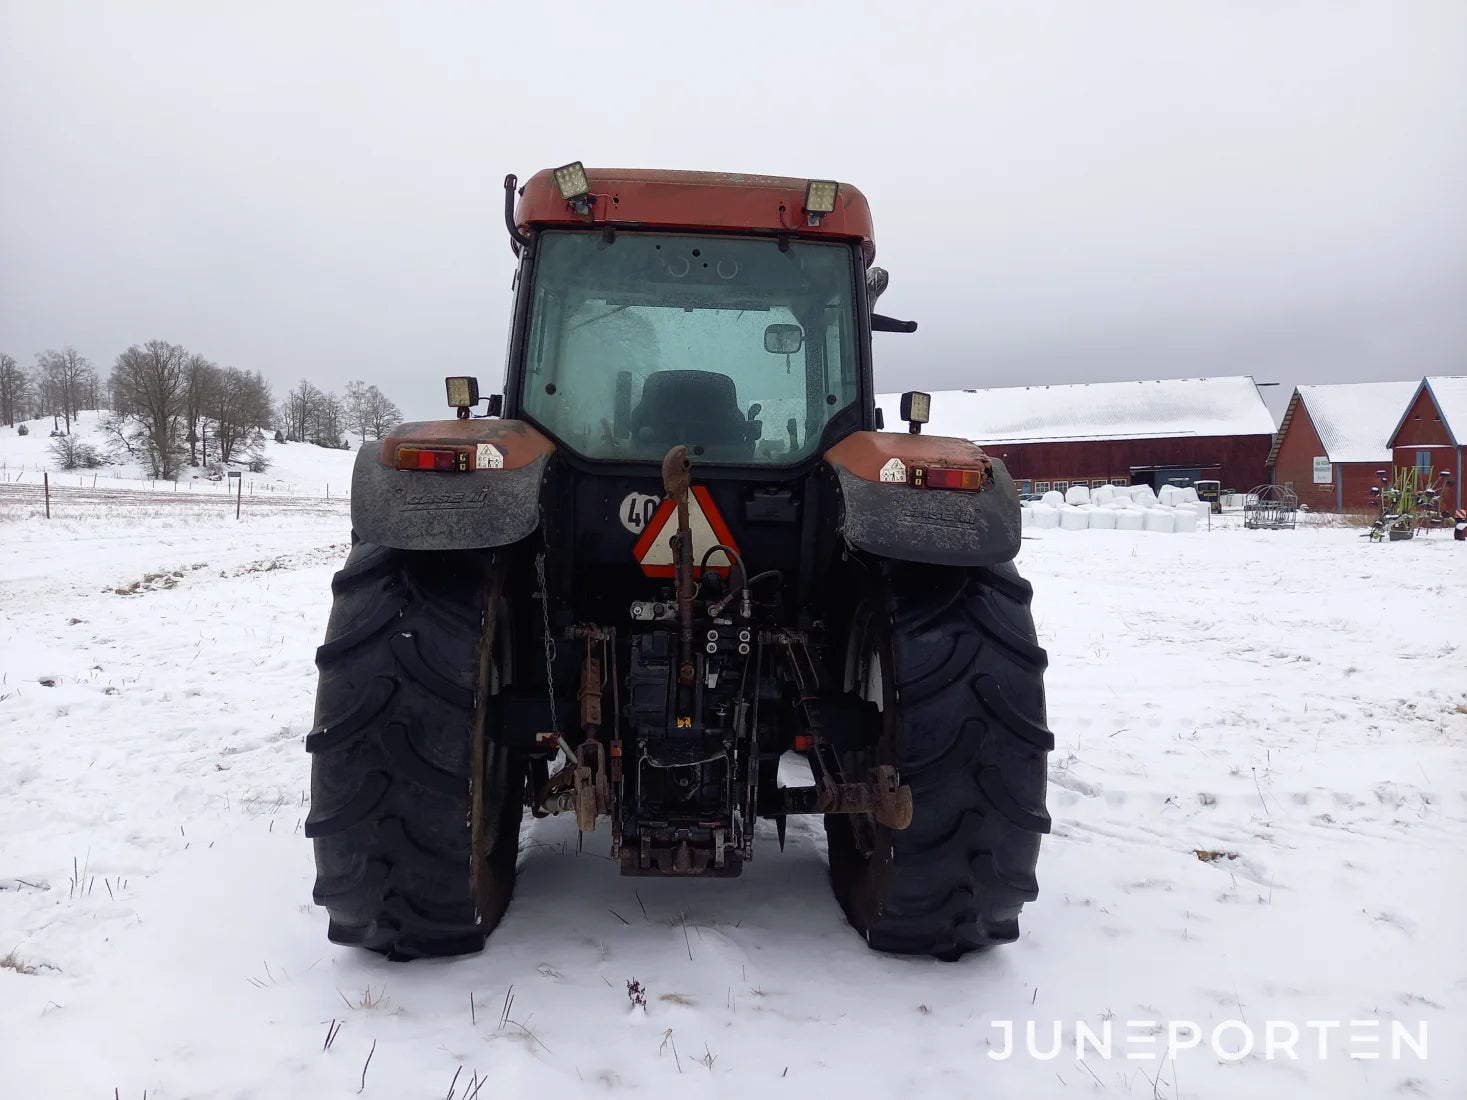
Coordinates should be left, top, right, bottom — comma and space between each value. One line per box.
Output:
764, 324, 803, 355
867, 266, 890, 314
613, 371, 633, 439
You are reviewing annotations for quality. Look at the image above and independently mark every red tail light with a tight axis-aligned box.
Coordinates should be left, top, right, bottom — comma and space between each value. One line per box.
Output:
395, 446, 468, 472
911, 465, 989, 491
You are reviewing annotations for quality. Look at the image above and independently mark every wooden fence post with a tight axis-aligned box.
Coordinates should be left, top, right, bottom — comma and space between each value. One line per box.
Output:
44, 471, 51, 519
236, 474, 242, 519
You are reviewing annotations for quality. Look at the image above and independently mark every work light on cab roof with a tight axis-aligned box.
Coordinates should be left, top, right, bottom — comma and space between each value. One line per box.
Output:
553, 160, 593, 214
803, 179, 839, 225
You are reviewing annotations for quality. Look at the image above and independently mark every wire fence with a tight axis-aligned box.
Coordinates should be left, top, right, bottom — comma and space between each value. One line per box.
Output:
0, 478, 351, 523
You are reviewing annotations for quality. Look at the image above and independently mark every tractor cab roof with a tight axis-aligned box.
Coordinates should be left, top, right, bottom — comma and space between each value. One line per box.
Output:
513, 167, 876, 265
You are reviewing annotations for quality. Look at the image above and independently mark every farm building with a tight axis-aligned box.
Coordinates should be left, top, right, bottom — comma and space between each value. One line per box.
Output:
875, 376, 1275, 495
1388, 376, 1466, 513
1268, 380, 1420, 512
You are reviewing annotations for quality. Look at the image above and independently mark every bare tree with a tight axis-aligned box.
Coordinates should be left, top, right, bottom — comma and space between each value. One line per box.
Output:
182, 354, 220, 466
311, 391, 347, 448
280, 379, 323, 443
345, 380, 404, 443
366, 388, 403, 440
0, 353, 28, 427
344, 380, 371, 443
111, 341, 188, 478
34, 346, 96, 433
210, 367, 274, 464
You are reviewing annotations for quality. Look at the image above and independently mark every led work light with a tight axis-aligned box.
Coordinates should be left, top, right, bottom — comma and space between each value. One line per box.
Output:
446, 376, 479, 410
554, 161, 591, 201
804, 179, 839, 214
900, 390, 930, 434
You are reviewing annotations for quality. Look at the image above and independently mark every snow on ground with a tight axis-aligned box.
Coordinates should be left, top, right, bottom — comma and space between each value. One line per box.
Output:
0, 411, 360, 498
2, 494, 1465, 1099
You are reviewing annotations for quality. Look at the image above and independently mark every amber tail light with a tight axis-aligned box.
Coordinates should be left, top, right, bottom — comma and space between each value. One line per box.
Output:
911, 465, 989, 491
395, 446, 469, 472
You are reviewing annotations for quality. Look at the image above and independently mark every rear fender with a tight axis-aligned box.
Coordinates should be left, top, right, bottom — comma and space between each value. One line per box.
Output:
350, 419, 555, 551
824, 432, 1021, 566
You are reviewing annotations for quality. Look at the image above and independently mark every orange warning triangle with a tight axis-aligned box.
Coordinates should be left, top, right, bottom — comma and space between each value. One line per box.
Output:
632, 485, 740, 578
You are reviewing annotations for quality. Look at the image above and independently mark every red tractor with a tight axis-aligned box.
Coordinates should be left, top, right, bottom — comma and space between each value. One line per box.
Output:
307, 164, 1052, 960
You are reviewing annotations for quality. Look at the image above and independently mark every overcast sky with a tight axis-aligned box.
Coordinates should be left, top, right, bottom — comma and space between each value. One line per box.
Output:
2, 1, 1464, 422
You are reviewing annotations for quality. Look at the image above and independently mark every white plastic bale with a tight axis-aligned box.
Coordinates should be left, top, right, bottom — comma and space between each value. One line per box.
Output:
1172, 507, 1198, 532
1032, 504, 1061, 529
1059, 504, 1090, 530
1131, 485, 1159, 508
1144, 507, 1175, 533
1177, 486, 1200, 504
1091, 485, 1115, 507
1115, 507, 1146, 531
1191, 500, 1212, 520
1065, 484, 1091, 506
1041, 490, 1065, 508
1021, 504, 1033, 528
1088, 507, 1118, 529
1158, 485, 1178, 507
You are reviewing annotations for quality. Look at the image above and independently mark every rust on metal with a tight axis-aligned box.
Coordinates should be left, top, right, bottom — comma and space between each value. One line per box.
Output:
759, 769, 912, 829
379, 418, 555, 472
824, 430, 995, 486
662, 446, 697, 687
513, 168, 877, 265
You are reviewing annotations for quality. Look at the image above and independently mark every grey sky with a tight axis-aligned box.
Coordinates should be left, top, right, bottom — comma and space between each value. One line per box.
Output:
2, 1, 1464, 423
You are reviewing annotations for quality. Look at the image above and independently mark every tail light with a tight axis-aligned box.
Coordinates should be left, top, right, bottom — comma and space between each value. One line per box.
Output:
911, 465, 990, 491
395, 446, 469, 472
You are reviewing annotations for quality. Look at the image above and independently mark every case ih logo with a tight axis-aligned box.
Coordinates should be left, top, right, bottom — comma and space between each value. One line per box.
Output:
402, 488, 493, 511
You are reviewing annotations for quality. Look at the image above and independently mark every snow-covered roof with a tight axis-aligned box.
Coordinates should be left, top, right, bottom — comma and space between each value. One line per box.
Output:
1290, 381, 1420, 463
876, 376, 1275, 445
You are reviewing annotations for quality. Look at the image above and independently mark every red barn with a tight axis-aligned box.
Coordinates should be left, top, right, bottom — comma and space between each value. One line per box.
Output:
1387, 376, 1466, 513
876, 377, 1275, 495
1268, 381, 1419, 513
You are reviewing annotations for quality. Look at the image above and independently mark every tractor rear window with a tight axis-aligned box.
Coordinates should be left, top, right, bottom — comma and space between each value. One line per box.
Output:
521, 231, 860, 464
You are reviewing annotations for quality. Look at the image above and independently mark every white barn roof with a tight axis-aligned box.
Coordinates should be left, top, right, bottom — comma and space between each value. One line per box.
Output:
1293, 381, 1420, 463
876, 376, 1275, 445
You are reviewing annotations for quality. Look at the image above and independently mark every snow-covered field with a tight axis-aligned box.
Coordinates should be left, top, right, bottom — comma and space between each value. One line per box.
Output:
1, 440, 1465, 1098
1, 411, 359, 504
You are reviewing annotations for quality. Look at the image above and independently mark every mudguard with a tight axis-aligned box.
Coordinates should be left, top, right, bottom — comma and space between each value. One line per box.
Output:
349, 419, 555, 551
824, 432, 1022, 567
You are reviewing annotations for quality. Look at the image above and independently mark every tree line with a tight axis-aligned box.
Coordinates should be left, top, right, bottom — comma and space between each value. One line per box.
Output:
0, 344, 404, 480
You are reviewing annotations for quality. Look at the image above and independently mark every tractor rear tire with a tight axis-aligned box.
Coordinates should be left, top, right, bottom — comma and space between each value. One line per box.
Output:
305, 539, 523, 960
827, 562, 1053, 959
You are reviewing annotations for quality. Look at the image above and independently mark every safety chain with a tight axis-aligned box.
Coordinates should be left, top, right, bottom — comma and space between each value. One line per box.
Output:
535, 551, 559, 737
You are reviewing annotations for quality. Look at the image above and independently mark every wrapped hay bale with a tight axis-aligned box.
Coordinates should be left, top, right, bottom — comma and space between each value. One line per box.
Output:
1059, 504, 1090, 530
1032, 504, 1061, 529
1041, 490, 1065, 508
1088, 507, 1118, 530
1115, 507, 1146, 531
1065, 484, 1091, 506
1143, 507, 1175, 533
1172, 507, 1198, 533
